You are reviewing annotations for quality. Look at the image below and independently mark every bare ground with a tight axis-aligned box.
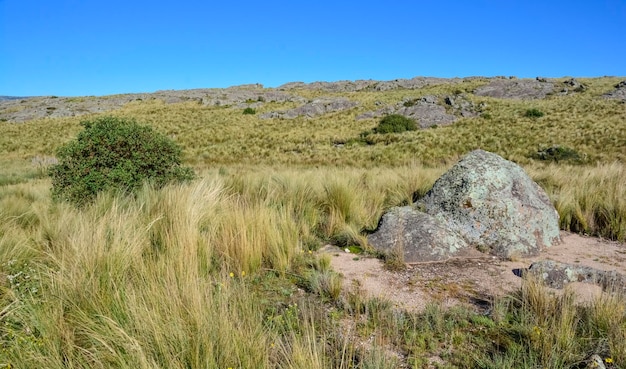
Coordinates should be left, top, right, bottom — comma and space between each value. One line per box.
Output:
322, 231, 626, 312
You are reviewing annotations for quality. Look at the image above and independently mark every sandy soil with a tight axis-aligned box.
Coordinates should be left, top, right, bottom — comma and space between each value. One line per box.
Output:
321, 231, 626, 312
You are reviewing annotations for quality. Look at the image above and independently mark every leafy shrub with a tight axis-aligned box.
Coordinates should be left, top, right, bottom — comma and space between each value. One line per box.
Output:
374, 114, 417, 134
532, 145, 585, 164
524, 108, 544, 118
49, 116, 194, 206
243, 107, 256, 115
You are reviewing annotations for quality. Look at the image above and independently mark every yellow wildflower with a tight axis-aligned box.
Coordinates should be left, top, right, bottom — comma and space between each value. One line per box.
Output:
229, 272, 234, 278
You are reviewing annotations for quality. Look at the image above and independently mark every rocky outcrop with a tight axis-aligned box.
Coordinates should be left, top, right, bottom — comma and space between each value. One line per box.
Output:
443, 94, 480, 117
356, 95, 457, 128
420, 150, 561, 258
367, 206, 469, 263
558, 78, 586, 95
603, 80, 626, 102
474, 78, 554, 99
277, 77, 457, 92
259, 98, 358, 119
528, 260, 626, 290
0, 87, 304, 123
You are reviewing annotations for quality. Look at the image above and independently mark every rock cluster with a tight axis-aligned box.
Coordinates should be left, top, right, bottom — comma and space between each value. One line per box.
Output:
603, 80, 626, 102
277, 77, 456, 92
356, 95, 461, 128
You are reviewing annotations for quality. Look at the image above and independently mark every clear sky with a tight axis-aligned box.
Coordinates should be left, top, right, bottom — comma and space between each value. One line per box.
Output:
1, 0, 625, 97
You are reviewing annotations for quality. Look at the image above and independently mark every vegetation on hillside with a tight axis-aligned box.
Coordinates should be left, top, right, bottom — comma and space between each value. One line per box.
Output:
0, 77, 625, 368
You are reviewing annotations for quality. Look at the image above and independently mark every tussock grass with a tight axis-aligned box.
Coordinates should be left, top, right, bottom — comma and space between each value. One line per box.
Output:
529, 162, 626, 241
1, 170, 625, 367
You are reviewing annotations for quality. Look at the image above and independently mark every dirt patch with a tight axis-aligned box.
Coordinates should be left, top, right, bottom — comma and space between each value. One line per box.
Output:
322, 231, 626, 312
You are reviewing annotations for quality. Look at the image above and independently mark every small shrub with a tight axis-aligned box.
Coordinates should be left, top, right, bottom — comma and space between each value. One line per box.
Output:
533, 145, 584, 163
49, 116, 194, 206
524, 108, 544, 118
243, 107, 256, 115
403, 99, 417, 107
374, 114, 417, 134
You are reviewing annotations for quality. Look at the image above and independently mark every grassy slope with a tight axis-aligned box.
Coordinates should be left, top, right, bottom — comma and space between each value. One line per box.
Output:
1, 77, 625, 368
1, 77, 624, 166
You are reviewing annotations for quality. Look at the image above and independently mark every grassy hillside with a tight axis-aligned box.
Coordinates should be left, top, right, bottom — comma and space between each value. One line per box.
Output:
1, 77, 625, 368
1, 77, 624, 166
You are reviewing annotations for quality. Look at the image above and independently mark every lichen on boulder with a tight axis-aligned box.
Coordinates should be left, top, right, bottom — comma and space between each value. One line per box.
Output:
367, 206, 469, 263
420, 150, 561, 258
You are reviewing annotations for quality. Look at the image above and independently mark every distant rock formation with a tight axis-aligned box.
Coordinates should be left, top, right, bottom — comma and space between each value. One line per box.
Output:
356, 95, 467, 128
259, 98, 358, 119
604, 80, 626, 102
474, 77, 554, 99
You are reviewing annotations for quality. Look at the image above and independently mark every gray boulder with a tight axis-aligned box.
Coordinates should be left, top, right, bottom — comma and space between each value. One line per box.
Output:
420, 150, 561, 258
528, 260, 626, 290
367, 206, 469, 263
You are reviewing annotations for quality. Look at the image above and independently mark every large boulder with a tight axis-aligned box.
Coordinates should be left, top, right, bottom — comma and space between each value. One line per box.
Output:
420, 150, 561, 258
367, 206, 469, 262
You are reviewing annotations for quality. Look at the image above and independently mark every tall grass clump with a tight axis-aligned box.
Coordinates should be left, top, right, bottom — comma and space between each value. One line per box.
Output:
529, 162, 626, 241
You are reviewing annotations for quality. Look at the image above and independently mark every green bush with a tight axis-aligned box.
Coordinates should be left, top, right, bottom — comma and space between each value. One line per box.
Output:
374, 114, 417, 134
532, 145, 585, 164
49, 116, 194, 206
524, 108, 544, 118
243, 107, 256, 115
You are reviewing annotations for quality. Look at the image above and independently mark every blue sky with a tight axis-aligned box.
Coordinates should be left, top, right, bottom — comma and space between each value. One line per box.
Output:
1, 0, 625, 96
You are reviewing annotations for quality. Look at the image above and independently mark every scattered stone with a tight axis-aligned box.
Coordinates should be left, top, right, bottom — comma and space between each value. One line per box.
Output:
528, 260, 626, 290
367, 206, 469, 263
420, 150, 561, 258
474, 78, 554, 99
